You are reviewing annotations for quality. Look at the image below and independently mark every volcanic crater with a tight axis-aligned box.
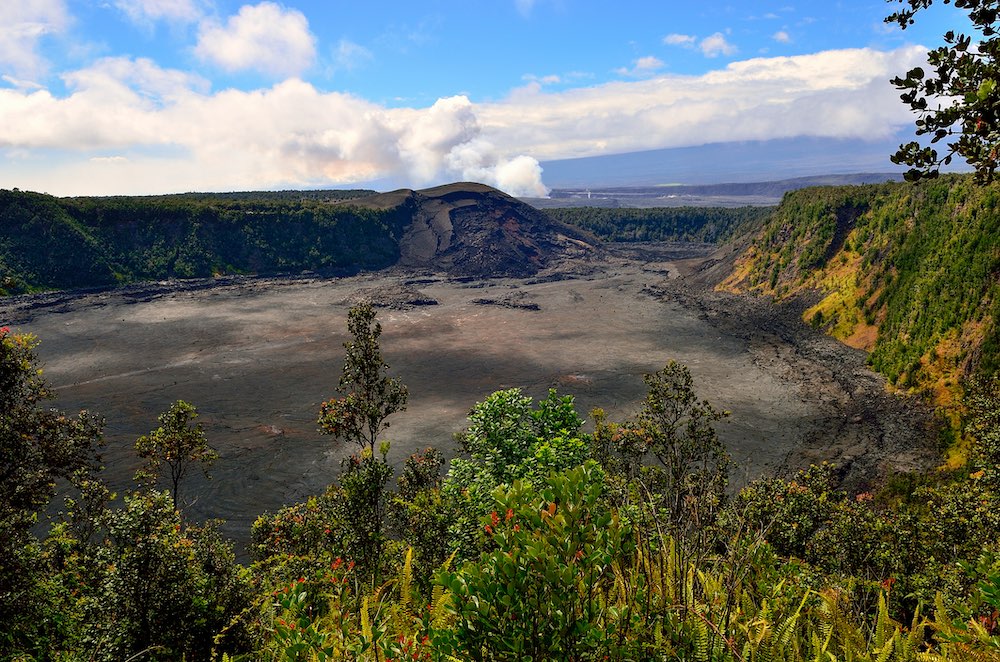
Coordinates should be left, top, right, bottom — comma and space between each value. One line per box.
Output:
2, 183, 933, 551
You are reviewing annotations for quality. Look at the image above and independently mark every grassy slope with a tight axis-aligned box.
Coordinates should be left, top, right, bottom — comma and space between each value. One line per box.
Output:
721, 175, 1000, 418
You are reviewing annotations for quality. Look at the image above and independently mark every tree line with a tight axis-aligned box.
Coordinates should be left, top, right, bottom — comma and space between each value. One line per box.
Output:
543, 205, 772, 244
0, 189, 407, 295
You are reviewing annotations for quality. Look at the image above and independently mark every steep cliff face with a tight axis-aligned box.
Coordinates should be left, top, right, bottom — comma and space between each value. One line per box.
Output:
720, 175, 1000, 407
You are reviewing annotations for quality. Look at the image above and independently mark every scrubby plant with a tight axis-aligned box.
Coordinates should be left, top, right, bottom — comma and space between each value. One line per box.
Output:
0, 326, 104, 658
389, 447, 451, 592
435, 462, 634, 660
318, 301, 408, 457
442, 387, 589, 560
134, 399, 218, 511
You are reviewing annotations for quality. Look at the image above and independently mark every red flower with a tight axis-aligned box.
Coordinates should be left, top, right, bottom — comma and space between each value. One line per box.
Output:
505, 508, 514, 522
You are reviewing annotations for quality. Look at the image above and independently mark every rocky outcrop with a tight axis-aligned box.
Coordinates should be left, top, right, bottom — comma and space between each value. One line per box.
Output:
349, 182, 600, 277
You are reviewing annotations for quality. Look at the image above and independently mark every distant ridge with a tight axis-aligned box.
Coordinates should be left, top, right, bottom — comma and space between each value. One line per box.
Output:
538, 136, 917, 188
554, 173, 904, 198
525, 173, 905, 209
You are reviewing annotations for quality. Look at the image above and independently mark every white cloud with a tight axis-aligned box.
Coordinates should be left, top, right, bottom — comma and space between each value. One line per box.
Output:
114, 0, 205, 23
475, 46, 927, 160
0, 0, 70, 80
493, 155, 547, 196
195, 2, 316, 78
700, 32, 737, 57
2, 75, 45, 90
666, 31, 737, 58
635, 56, 664, 71
616, 56, 665, 77
663, 33, 696, 47
523, 73, 562, 85
444, 137, 547, 195
773, 30, 791, 43
333, 39, 374, 72
0, 47, 927, 197
0, 58, 547, 196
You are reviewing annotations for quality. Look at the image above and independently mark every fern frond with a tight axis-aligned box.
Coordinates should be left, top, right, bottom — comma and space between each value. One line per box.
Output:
430, 550, 457, 620
400, 547, 413, 615
612, 560, 628, 610
694, 607, 711, 662
874, 591, 894, 650
361, 595, 372, 642
775, 591, 809, 650
873, 635, 895, 662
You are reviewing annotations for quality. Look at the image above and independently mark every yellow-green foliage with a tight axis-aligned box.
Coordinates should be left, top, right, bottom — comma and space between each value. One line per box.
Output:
725, 175, 1000, 401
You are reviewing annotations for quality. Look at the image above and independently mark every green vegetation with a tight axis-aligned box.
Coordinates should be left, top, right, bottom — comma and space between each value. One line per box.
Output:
0, 188, 404, 295
3, 306, 1000, 660
886, 0, 1000, 182
318, 301, 409, 458
543, 205, 772, 243
724, 175, 1000, 408
0, 190, 774, 296
134, 401, 218, 511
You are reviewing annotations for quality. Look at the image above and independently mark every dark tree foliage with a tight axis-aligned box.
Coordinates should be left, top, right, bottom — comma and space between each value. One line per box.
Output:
134, 400, 218, 512
543, 205, 772, 243
589, 360, 731, 572
82, 491, 253, 660
964, 375, 1000, 487
0, 188, 409, 294
634, 361, 731, 529
316, 302, 408, 584
887, 0, 1000, 182
389, 448, 450, 590
317, 301, 408, 456
0, 327, 103, 656
0, 328, 103, 530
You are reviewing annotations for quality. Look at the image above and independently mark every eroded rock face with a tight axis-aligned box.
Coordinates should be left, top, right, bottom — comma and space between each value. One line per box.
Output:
356, 182, 600, 277
398, 197, 461, 267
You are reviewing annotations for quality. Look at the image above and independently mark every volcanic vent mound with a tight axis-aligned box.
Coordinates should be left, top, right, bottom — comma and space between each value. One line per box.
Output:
348, 182, 600, 277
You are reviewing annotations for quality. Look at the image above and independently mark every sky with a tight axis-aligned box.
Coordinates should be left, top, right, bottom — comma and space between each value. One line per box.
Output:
0, 0, 970, 196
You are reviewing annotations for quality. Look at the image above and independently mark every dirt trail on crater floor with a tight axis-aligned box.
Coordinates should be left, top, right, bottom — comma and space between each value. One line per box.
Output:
1, 243, 935, 552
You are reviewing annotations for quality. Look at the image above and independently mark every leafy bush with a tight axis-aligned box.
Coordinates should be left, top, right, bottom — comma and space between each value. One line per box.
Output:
435, 462, 634, 660
442, 388, 589, 560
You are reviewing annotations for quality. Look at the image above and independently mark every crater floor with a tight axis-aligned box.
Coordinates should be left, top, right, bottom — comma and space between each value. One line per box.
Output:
3, 244, 930, 551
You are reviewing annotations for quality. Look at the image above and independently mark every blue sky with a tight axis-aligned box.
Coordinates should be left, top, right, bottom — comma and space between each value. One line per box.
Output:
0, 1, 968, 195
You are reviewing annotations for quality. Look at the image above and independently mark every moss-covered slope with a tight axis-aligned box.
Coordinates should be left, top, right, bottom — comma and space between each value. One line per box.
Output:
722, 175, 1000, 405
